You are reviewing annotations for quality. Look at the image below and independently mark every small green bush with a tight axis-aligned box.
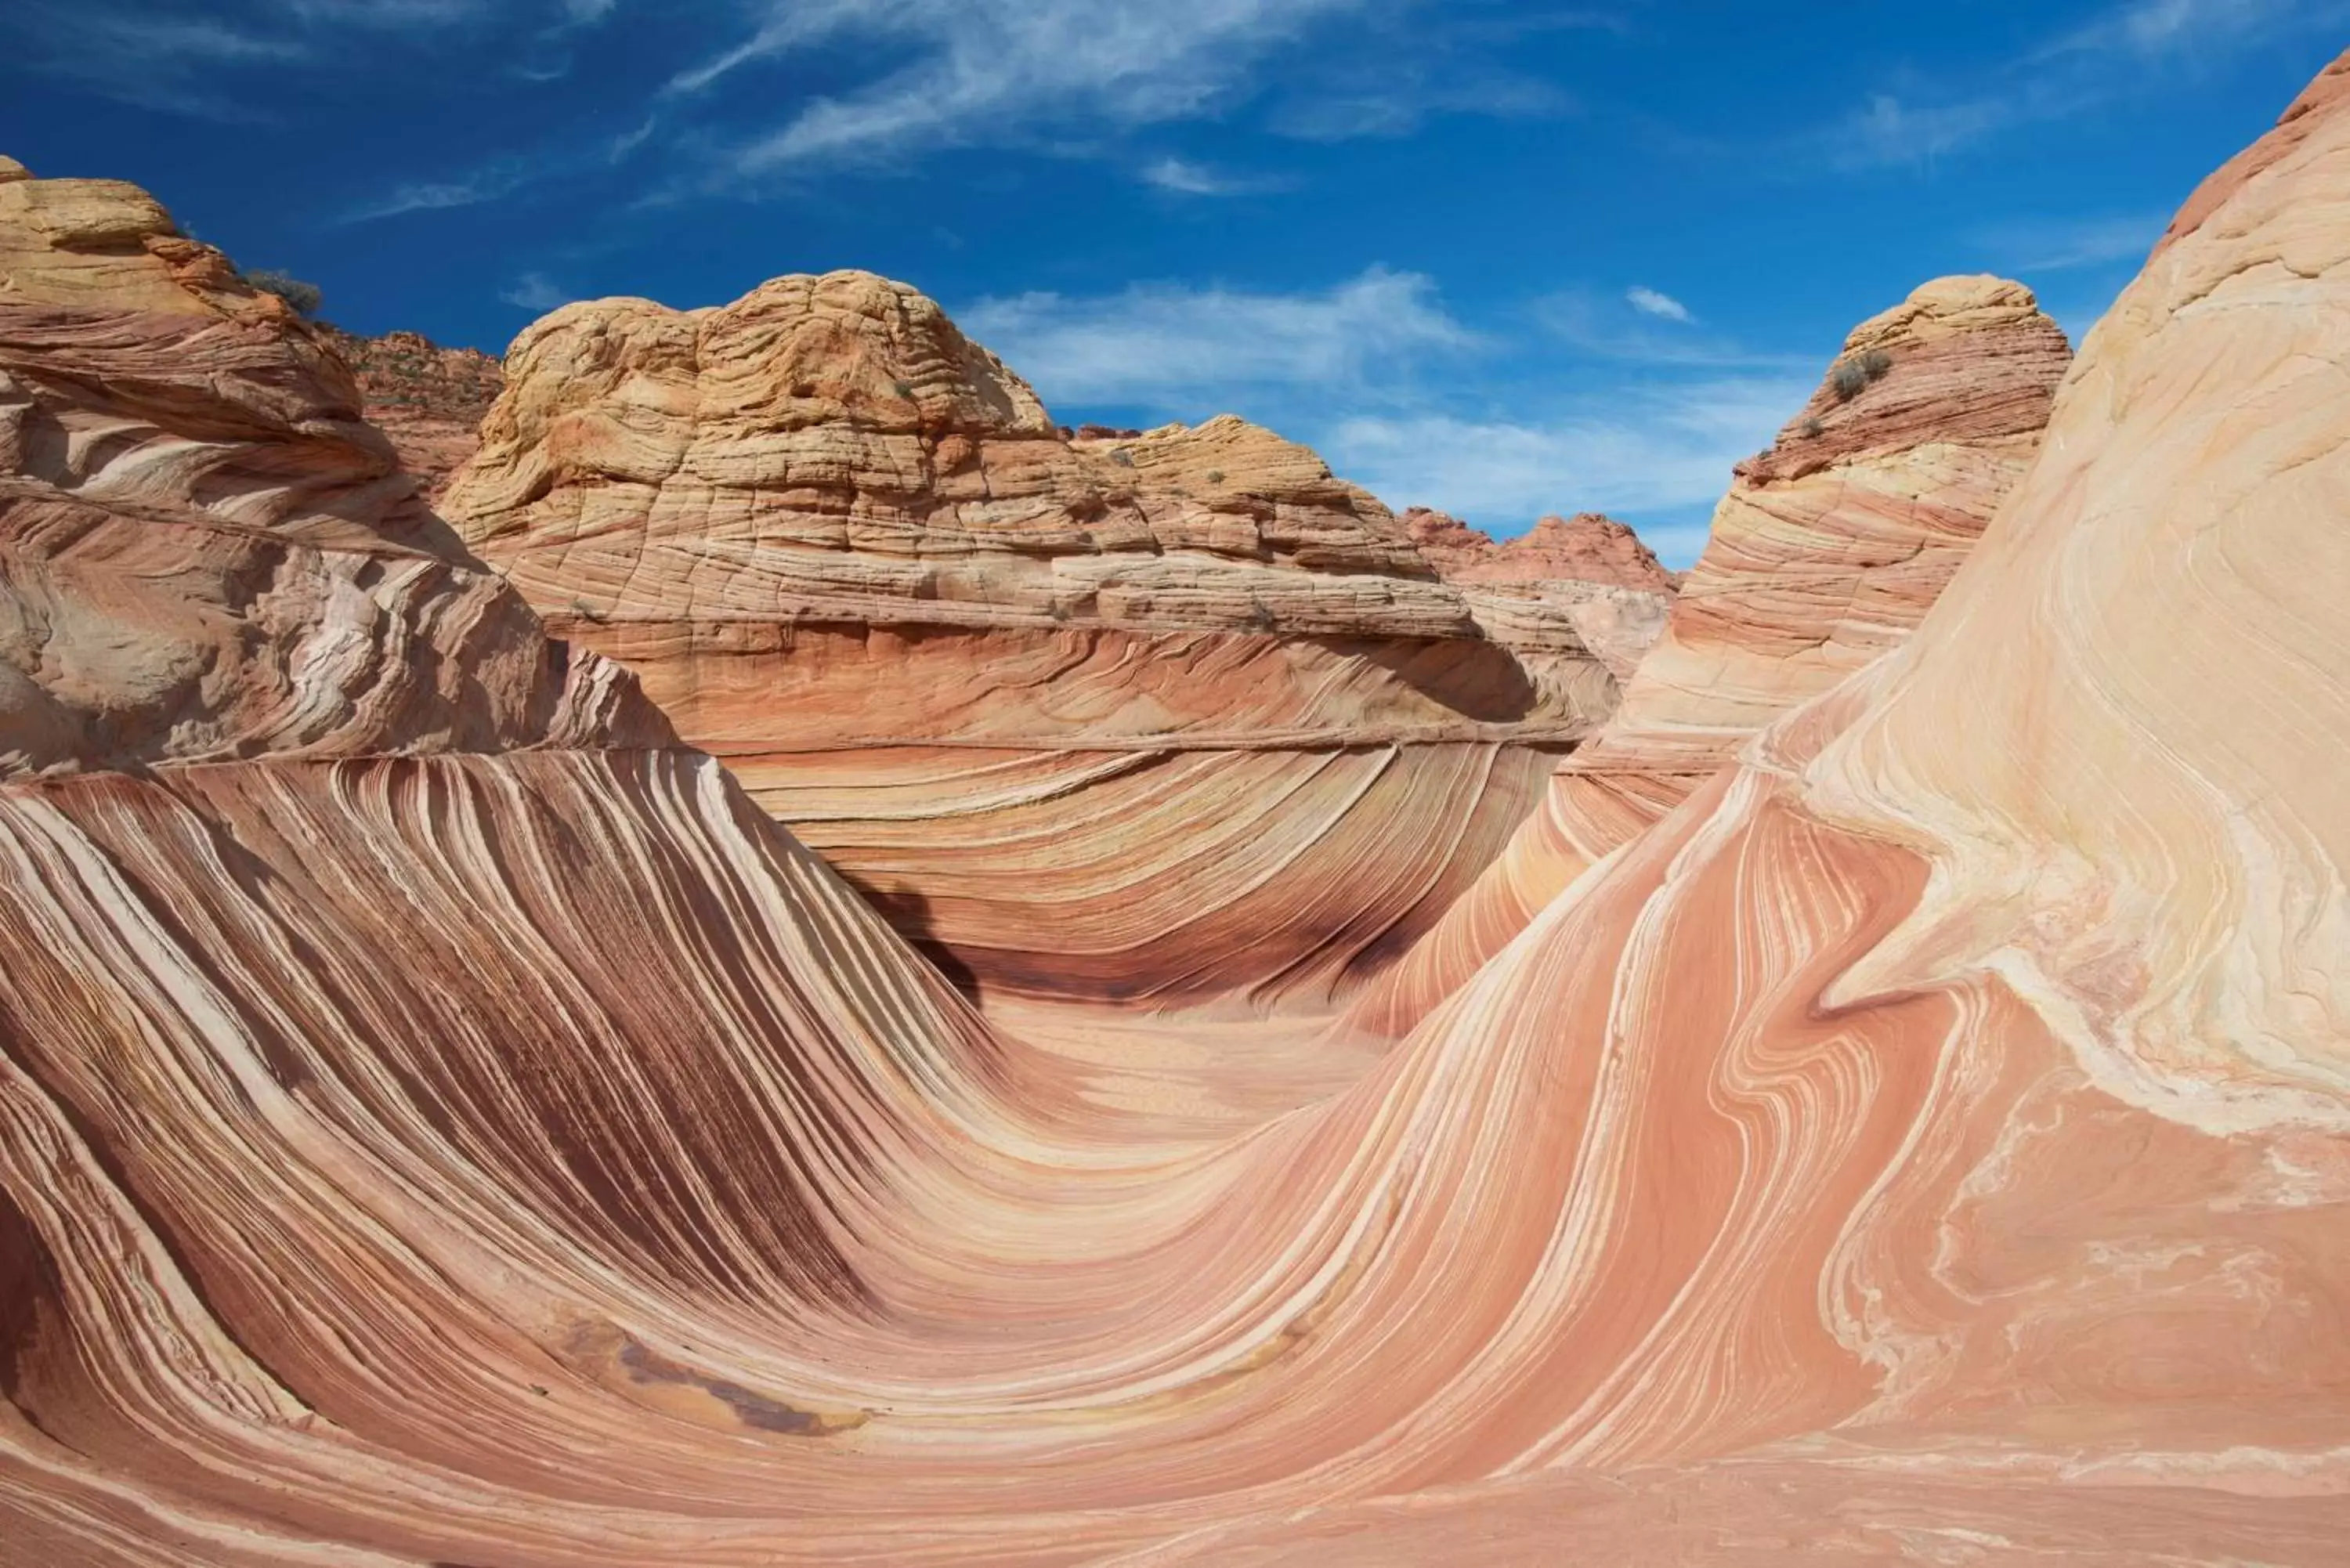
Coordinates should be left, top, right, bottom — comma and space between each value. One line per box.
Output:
240, 268, 323, 317
1204, 468, 1224, 484
1799, 417, 1824, 439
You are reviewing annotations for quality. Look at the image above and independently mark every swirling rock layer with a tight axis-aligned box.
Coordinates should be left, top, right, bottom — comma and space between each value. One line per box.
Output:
0, 161, 666, 779
1343, 273, 2073, 1038
10, 54, 2350, 1565
443, 273, 1637, 1008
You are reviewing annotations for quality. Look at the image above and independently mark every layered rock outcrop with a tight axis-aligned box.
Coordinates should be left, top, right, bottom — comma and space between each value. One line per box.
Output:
1344, 272, 2073, 1037
0, 161, 662, 775
446, 275, 1484, 645
1404, 505, 1674, 593
316, 323, 501, 500
441, 272, 1632, 1009
1403, 505, 1677, 681
9, 52, 2350, 1564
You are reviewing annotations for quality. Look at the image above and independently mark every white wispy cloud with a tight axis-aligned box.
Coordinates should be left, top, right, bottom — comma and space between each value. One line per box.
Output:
500, 271, 575, 312
1835, 92, 2019, 170
959, 266, 1477, 409
669, 0, 1368, 175
4, 1, 616, 114
1970, 211, 2166, 272
1140, 157, 1283, 196
1325, 374, 1807, 557
1259, 2, 1592, 141
1817, 0, 2348, 172
1267, 67, 1569, 141
2035, 0, 2326, 60
339, 166, 537, 223
1535, 287, 1804, 370
337, 119, 653, 223
1625, 285, 1692, 323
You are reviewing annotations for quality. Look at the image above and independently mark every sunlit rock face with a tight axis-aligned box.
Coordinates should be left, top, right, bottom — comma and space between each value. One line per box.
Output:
7, 47, 2350, 1565
441, 272, 1643, 1011
0, 161, 667, 777
1403, 505, 1678, 681
1342, 271, 2074, 1039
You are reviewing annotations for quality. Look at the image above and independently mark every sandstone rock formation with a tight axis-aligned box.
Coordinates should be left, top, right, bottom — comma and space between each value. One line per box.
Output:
1403, 504, 1677, 680
1343, 272, 2073, 1038
0, 161, 661, 774
446, 274, 1484, 644
9, 52, 2350, 1564
440, 272, 1628, 1010
1404, 505, 1674, 593
316, 323, 501, 500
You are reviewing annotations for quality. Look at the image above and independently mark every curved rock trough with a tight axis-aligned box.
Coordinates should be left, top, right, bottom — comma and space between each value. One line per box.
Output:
5, 49, 2350, 1565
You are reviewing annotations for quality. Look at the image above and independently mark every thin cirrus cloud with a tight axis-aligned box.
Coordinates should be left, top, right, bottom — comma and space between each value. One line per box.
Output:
668, 0, 1371, 175
1971, 211, 2166, 272
958, 266, 1477, 410
1819, 0, 2349, 172
340, 168, 536, 224
1139, 157, 1288, 197
3, 0, 614, 114
336, 119, 655, 224
1535, 287, 1807, 370
1266, 65, 1569, 141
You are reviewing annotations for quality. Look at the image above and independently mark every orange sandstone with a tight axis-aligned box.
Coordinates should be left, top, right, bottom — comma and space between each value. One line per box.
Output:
4, 52, 2349, 1566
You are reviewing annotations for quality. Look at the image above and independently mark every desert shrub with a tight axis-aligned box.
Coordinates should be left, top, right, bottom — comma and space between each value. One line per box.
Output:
1204, 468, 1224, 484
1799, 417, 1824, 438
1108, 447, 1135, 468
1829, 346, 1895, 400
240, 268, 323, 317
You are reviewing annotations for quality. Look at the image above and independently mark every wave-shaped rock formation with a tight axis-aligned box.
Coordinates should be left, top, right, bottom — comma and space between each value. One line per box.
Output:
9, 45, 2350, 1563
439, 274, 1652, 1012
1343, 272, 2075, 1039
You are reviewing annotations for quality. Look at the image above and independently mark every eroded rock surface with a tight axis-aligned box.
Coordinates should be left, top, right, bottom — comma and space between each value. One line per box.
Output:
317, 323, 502, 500
9, 59, 2350, 1564
1345, 273, 2073, 1037
0, 160, 663, 775
443, 271, 1626, 1008
1404, 506, 1675, 593
1403, 506, 1677, 681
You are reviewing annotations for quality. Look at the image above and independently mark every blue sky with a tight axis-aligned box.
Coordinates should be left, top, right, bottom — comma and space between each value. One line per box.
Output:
5, 1, 2343, 562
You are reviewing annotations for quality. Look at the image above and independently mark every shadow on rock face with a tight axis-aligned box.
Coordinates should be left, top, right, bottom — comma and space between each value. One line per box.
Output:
1314, 634, 1541, 724
837, 873, 984, 1001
